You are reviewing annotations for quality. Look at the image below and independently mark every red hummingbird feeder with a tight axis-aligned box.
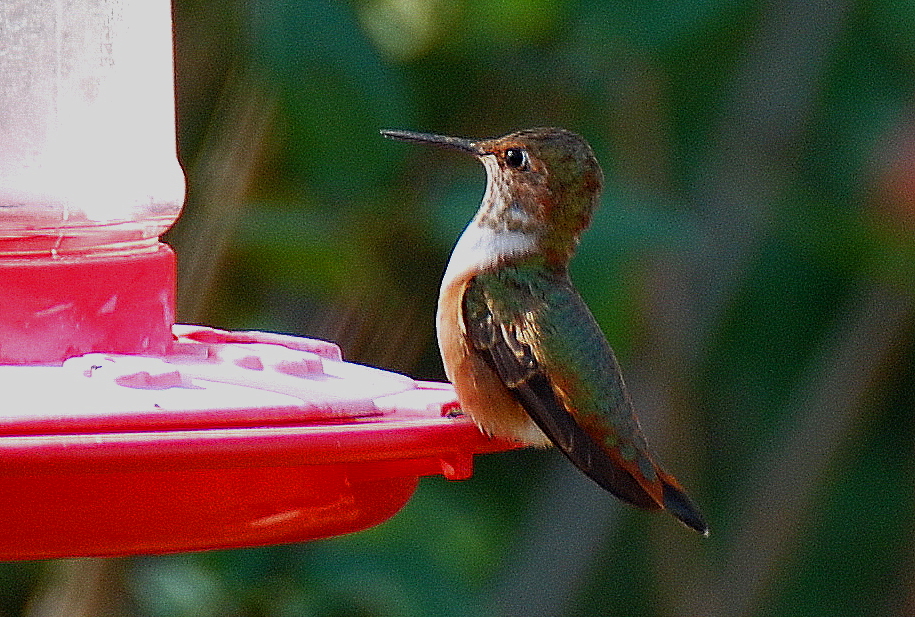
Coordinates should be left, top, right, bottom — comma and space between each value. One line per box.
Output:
0, 0, 514, 561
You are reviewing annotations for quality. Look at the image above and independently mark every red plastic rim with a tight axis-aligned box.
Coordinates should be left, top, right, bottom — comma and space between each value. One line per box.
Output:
0, 327, 518, 560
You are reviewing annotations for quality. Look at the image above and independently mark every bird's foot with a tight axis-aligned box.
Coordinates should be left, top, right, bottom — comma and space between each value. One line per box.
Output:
441, 400, 465, 418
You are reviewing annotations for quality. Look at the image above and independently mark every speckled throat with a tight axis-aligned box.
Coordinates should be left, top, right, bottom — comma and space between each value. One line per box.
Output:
475, 156, 542, 234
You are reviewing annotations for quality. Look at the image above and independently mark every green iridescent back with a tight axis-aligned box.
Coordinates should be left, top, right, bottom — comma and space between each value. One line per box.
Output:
465, 258, 654, 474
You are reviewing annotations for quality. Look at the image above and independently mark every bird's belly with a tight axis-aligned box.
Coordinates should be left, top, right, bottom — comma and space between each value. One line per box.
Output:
437, 279, 550, 446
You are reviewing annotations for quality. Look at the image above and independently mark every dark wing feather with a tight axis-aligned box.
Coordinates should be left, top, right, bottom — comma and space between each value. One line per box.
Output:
462, 267, 707, 534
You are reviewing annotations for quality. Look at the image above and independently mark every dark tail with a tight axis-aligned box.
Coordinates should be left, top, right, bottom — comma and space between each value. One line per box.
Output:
510, 371, 709, 535
662, 480, 709, 536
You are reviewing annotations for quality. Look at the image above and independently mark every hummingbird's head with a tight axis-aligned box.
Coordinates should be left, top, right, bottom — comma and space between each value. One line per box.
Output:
382, 127, 604, 264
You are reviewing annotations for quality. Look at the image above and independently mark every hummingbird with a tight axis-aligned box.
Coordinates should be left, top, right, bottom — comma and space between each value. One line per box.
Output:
381, 127, 708, 535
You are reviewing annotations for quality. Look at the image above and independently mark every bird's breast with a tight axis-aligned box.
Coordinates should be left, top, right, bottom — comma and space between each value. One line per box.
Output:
436, 274, 550, 446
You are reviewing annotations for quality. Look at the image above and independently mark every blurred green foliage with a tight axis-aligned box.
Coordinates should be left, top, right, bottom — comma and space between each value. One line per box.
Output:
7, 0, 915, 615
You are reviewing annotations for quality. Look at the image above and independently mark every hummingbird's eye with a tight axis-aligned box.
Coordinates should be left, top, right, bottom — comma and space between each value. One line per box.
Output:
504, 148, 526, 169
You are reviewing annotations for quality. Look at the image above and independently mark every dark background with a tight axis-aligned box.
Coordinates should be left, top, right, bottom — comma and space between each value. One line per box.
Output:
6, 0, 915, 615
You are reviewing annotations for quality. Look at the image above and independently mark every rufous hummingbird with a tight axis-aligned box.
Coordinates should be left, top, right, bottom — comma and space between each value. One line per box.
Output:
381, 127, 708, 535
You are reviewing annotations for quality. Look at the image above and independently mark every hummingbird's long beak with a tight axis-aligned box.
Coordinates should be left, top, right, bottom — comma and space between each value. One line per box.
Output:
380, 129, 482, 156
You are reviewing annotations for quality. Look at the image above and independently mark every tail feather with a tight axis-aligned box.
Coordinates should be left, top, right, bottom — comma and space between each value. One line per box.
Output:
662, 480, 709, 536
501, 364, 709, 534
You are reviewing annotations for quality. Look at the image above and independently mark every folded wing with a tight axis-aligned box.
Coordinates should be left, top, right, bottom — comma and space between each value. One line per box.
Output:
462, 265, 707, 534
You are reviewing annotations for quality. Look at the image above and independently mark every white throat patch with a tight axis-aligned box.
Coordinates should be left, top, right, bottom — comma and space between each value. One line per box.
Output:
442, 221, 536, 286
